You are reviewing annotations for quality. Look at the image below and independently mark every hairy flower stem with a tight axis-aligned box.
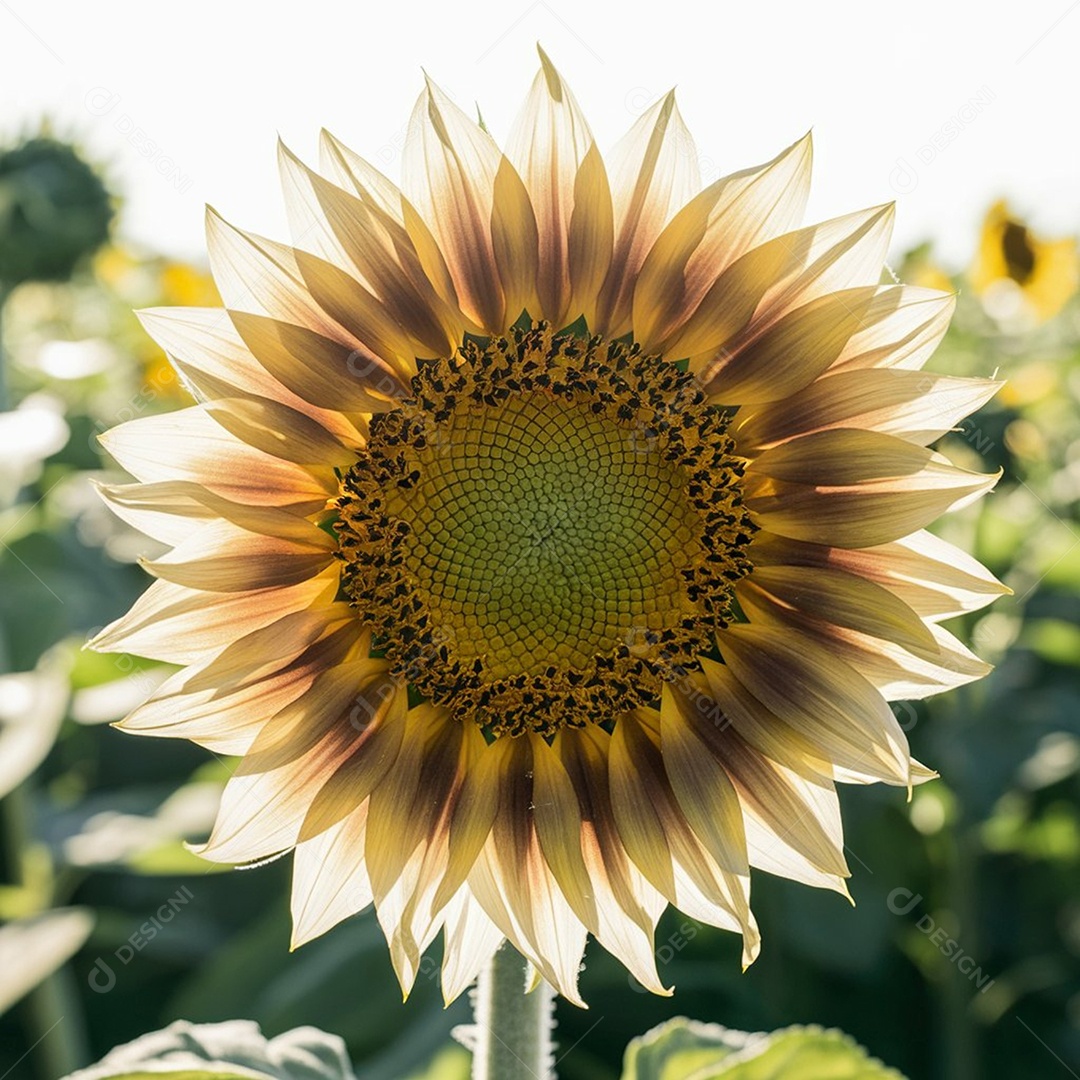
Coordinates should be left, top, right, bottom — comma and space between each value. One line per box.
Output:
471, 943, 555, 1080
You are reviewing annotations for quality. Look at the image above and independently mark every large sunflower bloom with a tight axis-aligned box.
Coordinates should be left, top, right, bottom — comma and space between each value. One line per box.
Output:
93, 51, 1007, 1005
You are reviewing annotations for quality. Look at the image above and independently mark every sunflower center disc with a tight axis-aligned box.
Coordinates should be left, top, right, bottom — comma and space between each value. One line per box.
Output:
336, 325, 755, 735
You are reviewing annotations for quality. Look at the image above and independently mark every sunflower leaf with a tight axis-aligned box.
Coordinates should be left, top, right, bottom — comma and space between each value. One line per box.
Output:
0, 908, 94, 1016
61, 1020, 357, 1080
621, 1019, 907, 1080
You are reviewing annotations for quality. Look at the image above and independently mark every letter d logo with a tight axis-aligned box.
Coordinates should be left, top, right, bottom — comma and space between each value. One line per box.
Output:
87, 958, 116, 994
886, 887, 922, 916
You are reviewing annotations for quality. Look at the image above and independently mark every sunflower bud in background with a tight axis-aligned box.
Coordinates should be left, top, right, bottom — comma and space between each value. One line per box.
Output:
0, 135, 113, 288
968, 199, 1078, 324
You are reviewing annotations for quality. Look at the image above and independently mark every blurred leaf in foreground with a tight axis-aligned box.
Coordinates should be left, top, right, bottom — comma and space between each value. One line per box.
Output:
63, 1019, 356, 1080
621, 1018, 906, 1079
0, 907, 93, 1016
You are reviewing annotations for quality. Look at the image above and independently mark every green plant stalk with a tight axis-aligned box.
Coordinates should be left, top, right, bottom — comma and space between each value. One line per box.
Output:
471, 943, 555, 1080
0, 284, 9, 411
2, 770, 90, 1076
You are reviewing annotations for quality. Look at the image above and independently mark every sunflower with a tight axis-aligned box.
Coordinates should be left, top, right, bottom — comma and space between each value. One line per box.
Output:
969, 199, 1078, 323
92, 49, 1007, 1006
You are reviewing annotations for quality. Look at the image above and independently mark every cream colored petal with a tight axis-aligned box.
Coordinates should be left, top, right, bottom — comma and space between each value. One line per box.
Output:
829, 286, 955, 373
318, 131, 407, 220
702, 286, 877, 404
118, 619, 361, 755
99, 406, 334, 510
180, 605, 357, 694
663, 675, 848, 894
196, 662, 398, 864
464, 736, 589, 1005
659, 685, 750, 877
468, 825, 589, 1008
713, 624, 911, 785
507, 46, 602, 328
277, 142, 426, 377
403, 78, 537, 331
280, 142, 461, 358
739, 583, 990, 700
675, 204, 894, 372
735, 369, 1002, 451
610, 710, 757, 966
566, 144, 616, 332
660, 237, 796, 362
229, 310, 409, 413
88, 572, 340, 665
634, 132, 812, 352
136, 307, 365, 446
740, 565, 937, 654
761, 202, 895, 318
594, 92, 700, 337
141, 518, 334, 593
95, 480, 214, 546
289, 248, 419, 381
529, 732, 670, 994
204, 397, 357, 467
748, 529, 1009, 621
529, 736, 598, 933
440, 887, 505, 1005
717, 728, 851, 891
231, 656, 382, 769
832, 621, 991, 700
320, 129, 464, 317
556, 727, 669, 995
97, 481, 337, 548
699, 654, 880, 786
745, 429, 1001, 548
366, 707, 462, 993
296, 675, 408, 841
433, 736, 507, 913
206, 207, 362, 345
291, 800, 373, 948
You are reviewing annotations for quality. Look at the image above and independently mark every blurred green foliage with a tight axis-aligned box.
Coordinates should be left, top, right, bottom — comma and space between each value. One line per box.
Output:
0, 189, 1078, 1080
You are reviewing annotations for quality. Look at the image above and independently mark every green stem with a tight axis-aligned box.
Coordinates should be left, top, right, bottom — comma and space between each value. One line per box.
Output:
2, 782, 90, 1078
0, 282, 9, 408
471, 943, 555, 1080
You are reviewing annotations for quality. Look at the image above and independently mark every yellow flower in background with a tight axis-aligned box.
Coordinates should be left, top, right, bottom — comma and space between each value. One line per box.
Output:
969, 199, 1079, 323
92, 49, 1007, 1005
94, 245, 219, 404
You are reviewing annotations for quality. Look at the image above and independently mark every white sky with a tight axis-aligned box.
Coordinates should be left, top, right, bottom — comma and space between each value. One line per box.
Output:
2, 0, 1078, 268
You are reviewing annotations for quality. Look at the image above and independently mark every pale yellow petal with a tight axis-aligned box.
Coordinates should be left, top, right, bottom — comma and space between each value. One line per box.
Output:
141, 518, 334, 593
118, 618, 361, 754
740, 565, 937, 654
229, 310, 408, 413
99, 406, 335, 510
594, 92, 700, 337
291, 800, 373, 948
703, 286, 877, 404
507, 46, 601, 328
634, 132, 812, 351
440, 888, 505, 1005
748, 529, 1009, 621
745, 429, 1001, 548
88, 574, 341, 666
736, 369, 1002, 451
136, 307, 365, 445
610, 710, 757, 966
829, 286, 955, 373
713, 624, 911, 785
403, 78, 537, 331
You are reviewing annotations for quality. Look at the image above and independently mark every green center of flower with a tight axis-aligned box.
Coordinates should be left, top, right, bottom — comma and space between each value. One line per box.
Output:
336, 325, 755, 735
